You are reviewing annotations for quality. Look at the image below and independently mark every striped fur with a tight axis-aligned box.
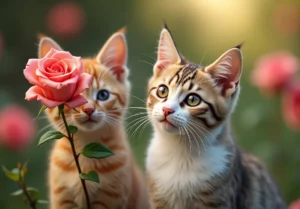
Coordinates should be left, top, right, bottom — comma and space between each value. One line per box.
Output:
40, 30, 150, 209
146, 26, 285, 209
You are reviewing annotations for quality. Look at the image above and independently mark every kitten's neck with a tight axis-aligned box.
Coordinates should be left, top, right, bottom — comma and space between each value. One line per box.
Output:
74, 123, 126, 149
153, 120, 234, 157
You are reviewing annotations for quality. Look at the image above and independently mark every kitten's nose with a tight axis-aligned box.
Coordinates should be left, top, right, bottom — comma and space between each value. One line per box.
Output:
162, 107, 174, 117
83, 107, 95, 117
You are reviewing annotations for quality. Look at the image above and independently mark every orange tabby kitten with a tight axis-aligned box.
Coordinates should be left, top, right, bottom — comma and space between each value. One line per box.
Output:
39, 29, 150, 209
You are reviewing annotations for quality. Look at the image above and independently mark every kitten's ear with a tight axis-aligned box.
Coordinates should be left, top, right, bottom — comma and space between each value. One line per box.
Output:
96, 28, 127, 82
154, 27, 182, 75
38, 37, 62, 58
205, 47, 242, 97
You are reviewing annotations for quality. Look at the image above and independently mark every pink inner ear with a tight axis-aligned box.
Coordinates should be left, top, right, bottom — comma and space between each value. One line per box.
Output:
218, 77, 240, 96
156, 63, 166, 71
211, 49, 242, 96
110, 66, 125, 82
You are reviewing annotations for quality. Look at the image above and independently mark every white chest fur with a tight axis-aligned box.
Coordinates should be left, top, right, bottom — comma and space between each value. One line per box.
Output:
146, 135, 230, 209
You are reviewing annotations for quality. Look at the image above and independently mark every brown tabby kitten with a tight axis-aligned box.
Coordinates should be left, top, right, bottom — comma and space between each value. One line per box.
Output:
146, 25, 286, 209
39, 29, 150, 209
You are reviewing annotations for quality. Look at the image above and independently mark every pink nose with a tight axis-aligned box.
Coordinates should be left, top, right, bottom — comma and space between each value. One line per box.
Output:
83, 107, 95, 116
162, 107, 174, 117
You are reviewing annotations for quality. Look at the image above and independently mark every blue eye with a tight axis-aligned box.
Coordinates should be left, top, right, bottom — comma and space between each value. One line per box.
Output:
97, 90, 110, 101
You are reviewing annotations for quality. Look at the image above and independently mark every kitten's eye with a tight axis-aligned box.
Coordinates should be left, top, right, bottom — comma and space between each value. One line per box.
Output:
157, 85, 169, 98
185, 94, 201, 107
97, 90, 110, 101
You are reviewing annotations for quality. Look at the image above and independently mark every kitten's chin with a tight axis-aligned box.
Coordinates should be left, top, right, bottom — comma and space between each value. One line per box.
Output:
155, 120, 179, 134
74, 120, 105, 132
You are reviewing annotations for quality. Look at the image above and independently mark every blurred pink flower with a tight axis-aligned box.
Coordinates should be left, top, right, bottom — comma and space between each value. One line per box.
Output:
0, 105, 36, 151
273, 3, 300, 36
289, 199, 300, 209
282, 83, 300, 131
251, 52, 299, 95
0, 32, 4, 57
46, 2, 85, 38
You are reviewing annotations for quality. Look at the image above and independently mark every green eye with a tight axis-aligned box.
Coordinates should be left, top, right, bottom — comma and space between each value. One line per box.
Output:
157, 85, 169, 98
185, 94, 201, 107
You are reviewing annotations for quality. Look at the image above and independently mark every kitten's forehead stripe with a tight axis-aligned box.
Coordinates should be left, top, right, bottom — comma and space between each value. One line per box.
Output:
168, 66, 184, 85
169, 64, 201, 87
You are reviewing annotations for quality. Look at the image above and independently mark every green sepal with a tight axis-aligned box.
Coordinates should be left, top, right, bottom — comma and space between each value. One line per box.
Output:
34, 105, 47, 120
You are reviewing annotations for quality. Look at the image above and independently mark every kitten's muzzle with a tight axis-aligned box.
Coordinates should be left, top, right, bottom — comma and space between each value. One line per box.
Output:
159, 118, 177, 128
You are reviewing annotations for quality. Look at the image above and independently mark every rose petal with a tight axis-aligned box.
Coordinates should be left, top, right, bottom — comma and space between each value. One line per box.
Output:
65, 94, 88, 108
25, 86, 63, 108
23, 59, 40, 86
37, 58, 58, 78
39, 73, 79, 89
51, 50, 73, 60
57, 60, 68, 72
73, 73, 93, 96
75, 56, 83, 74
61, 58, 79, 73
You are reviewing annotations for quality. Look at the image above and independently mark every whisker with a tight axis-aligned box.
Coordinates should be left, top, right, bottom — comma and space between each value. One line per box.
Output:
141, 53, 156, 62
125, 116, 149, 128
38, 123, 54, 135
138, 60, 154, 67
200, 50, 207, 66
124, 112, 148, 121
125, 93, 147, 104
126, 116, 149, 135
138, 120, 151, 138
128, 118, 150, 141
185, 123, 203, 156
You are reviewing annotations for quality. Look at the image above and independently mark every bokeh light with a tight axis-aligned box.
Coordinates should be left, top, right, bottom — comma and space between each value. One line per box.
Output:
46, 2, 85, 38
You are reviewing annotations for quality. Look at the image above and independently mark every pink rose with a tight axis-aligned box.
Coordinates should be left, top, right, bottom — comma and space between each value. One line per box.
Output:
289, 199, 300, 209
0, 105, 36, 151
251, 51, 299, 95
46, 2, 85, 38
282, 83, 300, 131
24, 49, 92, 108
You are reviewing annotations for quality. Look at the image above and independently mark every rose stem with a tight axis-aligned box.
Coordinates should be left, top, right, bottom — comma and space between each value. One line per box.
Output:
19, 171, 36, 209
60, 108, 91, 209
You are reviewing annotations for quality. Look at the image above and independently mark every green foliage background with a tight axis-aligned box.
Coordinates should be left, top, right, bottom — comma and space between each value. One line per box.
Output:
0, 0, 299, 208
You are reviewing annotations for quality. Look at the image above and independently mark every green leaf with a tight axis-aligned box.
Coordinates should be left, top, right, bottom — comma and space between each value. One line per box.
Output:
11, 187, 40, 198
79, 171, 99, 183
58, 105, 64, 118
2, 166, 20, 182
11, 189, 23, 196
68, 125, 78, 134
34, 105, 47, 120
27, 187, 40, 199
37, 200, 49, 204
38, 131, 65, 146
81, 143, 114, 159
